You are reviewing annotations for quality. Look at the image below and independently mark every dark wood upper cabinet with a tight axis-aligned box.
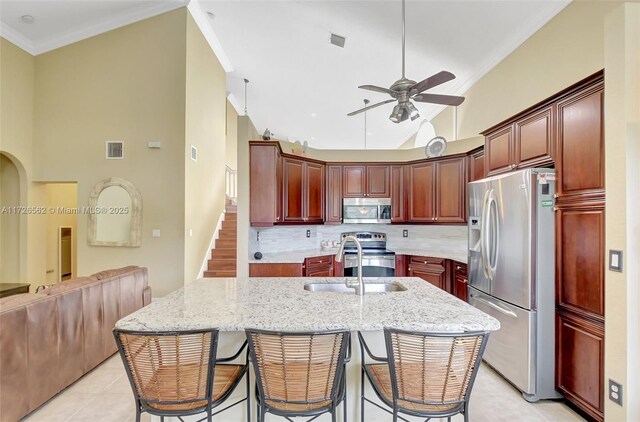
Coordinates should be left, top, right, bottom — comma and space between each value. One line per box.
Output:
390, 165, 406, 222
484, 105, 555, 176
407, 157, 466, 223
343, 165, 390, 198
436, 158, 466, 223
556, 83, 604, 198
343, 166, 366, 197
408, 162, 436, 222
467, 147, 485, 182
325, 165, 342, 223
366, 165, 390, 197
282, 157, 325, 223
485, 125, 513, 175
515, 105, 554, 168
250, 142, 282, 226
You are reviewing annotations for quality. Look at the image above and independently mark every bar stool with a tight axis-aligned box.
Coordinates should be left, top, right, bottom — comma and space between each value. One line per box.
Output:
113, 328, 250, 422
358, 329, 490, 422
246, 329, 350, 422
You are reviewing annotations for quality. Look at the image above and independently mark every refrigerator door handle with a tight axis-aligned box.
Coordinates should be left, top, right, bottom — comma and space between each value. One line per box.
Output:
487, 191, 499, 280
471, 294, 518, 318
480, 189, 491, 280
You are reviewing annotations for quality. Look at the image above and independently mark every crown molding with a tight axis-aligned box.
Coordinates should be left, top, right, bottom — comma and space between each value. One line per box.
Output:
3, 1, 188, 56
187, 0, 233, 72
1, 23, 36, 55
422, 0, 571, 124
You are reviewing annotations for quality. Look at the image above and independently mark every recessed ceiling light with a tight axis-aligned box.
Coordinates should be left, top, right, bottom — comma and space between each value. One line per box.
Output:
310, 112, 317, 118
206, 11, 215, 19
21, 15, 34, 24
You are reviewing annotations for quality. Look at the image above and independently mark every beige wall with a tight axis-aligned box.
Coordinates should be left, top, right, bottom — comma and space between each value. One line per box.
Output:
604, 3, 640, 421
184, 13, 227, 284
225, 101, 239, 170
44, 183, 78, 284
32, 9, 188, 297
0, 154, 20, 283
236, 116, 259, 277
431, 1, 616, 139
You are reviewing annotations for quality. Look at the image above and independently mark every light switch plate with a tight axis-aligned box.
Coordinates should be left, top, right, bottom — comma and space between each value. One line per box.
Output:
152, 229, 161, 238
609, 250, 623, 272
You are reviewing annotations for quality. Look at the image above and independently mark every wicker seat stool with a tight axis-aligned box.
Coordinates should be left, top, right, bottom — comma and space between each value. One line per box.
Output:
246, 329, 351, 422
113, 328, 250, 422
358, 329, 489, 422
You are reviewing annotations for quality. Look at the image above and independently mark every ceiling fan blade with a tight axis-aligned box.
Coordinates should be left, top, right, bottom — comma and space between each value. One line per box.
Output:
413, 93, 465, 106
347, 99, 395, 116
410, 71, 456, 94
358, 85, 397, 96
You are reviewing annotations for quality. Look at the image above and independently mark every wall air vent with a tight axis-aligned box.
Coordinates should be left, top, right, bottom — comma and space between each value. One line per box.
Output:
191, 145, 198, 162
330, 33, 346, 48
105, 141, 124, 159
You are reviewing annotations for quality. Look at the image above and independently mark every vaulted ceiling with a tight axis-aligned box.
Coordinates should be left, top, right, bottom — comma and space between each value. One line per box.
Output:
1, 0, 570, 149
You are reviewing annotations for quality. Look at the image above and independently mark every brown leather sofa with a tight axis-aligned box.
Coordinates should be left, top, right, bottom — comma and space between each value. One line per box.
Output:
0, 266, 151, 422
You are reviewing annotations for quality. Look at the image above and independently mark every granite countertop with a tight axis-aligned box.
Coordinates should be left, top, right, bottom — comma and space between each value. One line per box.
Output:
249, 248, 467, 265
116, 277, 499, 333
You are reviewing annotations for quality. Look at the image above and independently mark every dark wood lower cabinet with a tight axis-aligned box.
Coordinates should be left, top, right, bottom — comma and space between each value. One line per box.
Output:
407, 256, 448, 292
304, 256, 334, 277
556, 310, 604, 421
452, 262, 468, 302
249, 263, 303, 277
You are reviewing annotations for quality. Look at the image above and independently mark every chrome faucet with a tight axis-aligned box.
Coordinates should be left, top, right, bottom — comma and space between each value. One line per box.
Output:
335, 235, 365, 296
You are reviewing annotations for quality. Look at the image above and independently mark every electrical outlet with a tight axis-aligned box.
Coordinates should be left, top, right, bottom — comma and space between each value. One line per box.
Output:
403, 229, 409, 238
306, 230, 311, 238
609, 379, 623, 406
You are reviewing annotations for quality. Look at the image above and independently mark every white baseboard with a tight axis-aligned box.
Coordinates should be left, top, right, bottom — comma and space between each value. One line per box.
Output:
198, 212, 225, 279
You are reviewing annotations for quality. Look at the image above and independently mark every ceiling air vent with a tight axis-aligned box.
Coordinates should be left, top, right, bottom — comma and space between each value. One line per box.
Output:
105, 141, 124, 159
330, 33, 346, 48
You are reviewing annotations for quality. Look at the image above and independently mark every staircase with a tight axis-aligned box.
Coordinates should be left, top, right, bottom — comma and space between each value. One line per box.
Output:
203, 201, 237, 278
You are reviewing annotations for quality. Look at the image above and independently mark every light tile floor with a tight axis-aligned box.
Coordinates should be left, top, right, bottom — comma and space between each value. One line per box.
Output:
24, 355, 585, 422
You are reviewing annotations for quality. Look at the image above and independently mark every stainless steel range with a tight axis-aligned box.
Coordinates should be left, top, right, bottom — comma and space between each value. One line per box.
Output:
340, 231, 395, 277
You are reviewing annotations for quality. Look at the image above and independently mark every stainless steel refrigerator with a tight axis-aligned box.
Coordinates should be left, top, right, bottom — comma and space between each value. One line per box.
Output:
468, 168, 561, 402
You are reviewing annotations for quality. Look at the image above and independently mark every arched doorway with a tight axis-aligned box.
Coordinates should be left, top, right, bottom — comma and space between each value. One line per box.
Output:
0, 153, 22, 283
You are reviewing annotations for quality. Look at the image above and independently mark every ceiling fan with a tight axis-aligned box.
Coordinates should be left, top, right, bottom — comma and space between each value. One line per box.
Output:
347, 0, 465, 123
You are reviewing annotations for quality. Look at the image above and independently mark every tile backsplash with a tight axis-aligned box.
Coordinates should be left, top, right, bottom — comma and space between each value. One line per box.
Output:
249, 224, 467, 257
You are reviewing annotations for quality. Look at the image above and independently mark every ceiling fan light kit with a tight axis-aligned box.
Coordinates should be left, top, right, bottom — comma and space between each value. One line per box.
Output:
348, 0, 465, 124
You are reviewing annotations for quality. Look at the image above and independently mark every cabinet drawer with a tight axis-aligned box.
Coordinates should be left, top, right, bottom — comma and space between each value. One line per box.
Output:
452, 261, 467, 275
409, 256, 445, 268
305, 256, 334, 267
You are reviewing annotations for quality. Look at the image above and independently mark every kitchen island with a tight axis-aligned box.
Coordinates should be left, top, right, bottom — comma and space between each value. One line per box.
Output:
116, 277, 499, 421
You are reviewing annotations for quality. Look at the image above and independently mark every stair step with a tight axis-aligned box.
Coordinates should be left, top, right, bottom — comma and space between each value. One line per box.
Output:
211, 248, 236, 258
218, 229, 236, 239
225, 205, 237, 213
224, 213, 237, 220
222, 221, 237, 230
203, 270, 237, 278
215, 238, 237, 249
208, 259, 236, 270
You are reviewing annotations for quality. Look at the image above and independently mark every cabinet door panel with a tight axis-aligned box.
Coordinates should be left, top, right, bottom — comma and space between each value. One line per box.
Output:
436, 158, 465, 223
556, 206, 605, 317
306, 162, 324, 222
453, 262, 468, 302
556, 312, 604, 419
516, 106, 554, 168
250, 144, 279, 226
326, 165, 342, 223
367, 165, 390, 197
343, 166, 366, 197
468, 150, 485, 182
485, 125, 513, 175
557, 86, 604, 196
390, 165, 405, 222
409, 267, 445, 290
408, 163, 435, 221
283, 158, 304, 222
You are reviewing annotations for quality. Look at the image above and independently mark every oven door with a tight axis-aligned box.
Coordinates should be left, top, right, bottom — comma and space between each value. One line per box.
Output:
343, 255, 395, 277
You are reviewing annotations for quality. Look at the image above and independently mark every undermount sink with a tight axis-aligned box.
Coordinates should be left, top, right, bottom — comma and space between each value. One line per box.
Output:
303, 282, 407, 293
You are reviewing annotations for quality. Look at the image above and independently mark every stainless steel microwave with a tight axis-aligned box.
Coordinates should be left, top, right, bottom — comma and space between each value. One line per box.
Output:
342, 198, 391, 224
